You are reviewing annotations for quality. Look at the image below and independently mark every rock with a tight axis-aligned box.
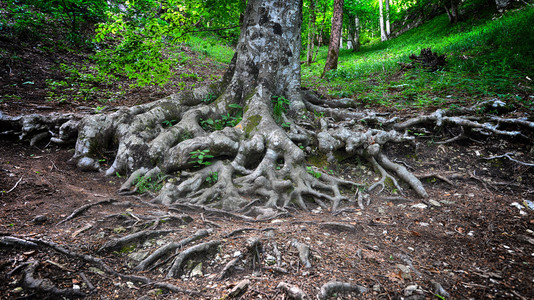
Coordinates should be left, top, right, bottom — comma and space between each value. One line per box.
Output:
191, 262, 203, 277
411, 203, 428, 209
228, 279, 250, 298
147, 289, 163, 296
429, 199, 441, 207
126, 281, 135, 289
396, 264, 412, 280
88, 267, 105, 275
72, 284, 81, 291
432, 281, 450, 298
404, 284, 424, 296
113, 226, 127, 234
32, 215, 47, 224
128, 251, 149, 262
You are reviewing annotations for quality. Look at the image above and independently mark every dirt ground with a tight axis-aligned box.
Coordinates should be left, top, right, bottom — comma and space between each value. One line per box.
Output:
1, 42, 534, 299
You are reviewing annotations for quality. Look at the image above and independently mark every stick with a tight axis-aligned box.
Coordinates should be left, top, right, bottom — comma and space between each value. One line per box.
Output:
56, 199, 116, 226
5, 177, 23, 194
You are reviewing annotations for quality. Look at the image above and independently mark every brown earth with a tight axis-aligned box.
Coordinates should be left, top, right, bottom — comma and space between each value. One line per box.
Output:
1, 42, 534, 300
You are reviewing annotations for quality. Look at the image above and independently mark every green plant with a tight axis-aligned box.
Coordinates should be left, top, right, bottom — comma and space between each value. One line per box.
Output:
162, 120, 177, 127
206, 171, 218, 184
306, 166, 321, 178
202, 93, 217, 103
95, 106, 105, 113
135, 173, 164, 194
271, 96, 290, 123
190, 149, 213, 166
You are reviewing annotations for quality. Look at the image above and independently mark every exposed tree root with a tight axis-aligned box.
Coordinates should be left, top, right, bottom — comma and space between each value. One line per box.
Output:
98, 229, 175, 253
218, 237, 262, 281
22, 261, 86, 298
1, 236, 201, 297
277, 281, 309, 299
56, 199, 116, 226
135, 228, 212, 271
318, 281, 367, 299
166, 240, 221, 278
291, 239, 312, 269
484, 152, 534, 167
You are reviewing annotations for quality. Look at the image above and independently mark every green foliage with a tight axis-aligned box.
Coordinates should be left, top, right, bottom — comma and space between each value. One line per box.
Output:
0, 0, 108, 43
206, 171, 218, 184
306, 166, 322, 179
190, 149, 213, 167
200, 104, 242, 131
271, 96, 290, 123
135, 173, 164, 194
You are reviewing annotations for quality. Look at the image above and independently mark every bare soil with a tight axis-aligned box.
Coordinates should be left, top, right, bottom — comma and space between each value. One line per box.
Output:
1, 42, 534, 300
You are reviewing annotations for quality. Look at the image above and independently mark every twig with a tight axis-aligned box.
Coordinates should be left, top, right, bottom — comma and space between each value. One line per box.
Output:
56, 199, 116, 226
484, 152, 534, 167
5, 177, 23, 194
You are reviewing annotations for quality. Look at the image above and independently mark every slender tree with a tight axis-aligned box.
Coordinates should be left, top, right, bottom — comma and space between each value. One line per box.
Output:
379, 0, 387, 41
385, 0, 390, 37
322, 0, 345, 76
306, 0, 317, 65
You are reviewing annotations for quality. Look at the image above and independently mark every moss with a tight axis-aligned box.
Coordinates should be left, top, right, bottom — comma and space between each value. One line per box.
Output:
119, 244, 136, 254
332, 150, 354, 163
244, 115, 262, 137
307, 152, 329, 169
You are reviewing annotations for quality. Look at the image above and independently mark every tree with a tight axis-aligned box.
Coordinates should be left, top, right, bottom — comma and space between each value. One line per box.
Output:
385, 0, 390, 37
322, 0, 345, 76
306, 0, 317, 65
7, 0, 530, 217
379, 0, 387, 41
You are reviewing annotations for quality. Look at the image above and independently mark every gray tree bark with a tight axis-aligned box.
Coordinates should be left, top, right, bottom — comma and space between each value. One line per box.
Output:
379, 0, 387, 42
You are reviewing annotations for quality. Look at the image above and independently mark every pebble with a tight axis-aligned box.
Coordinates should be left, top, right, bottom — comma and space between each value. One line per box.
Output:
411, 203, 428, 209
32, 215, 47, 224
404, 284, 423, 296
429, 199, 441, 207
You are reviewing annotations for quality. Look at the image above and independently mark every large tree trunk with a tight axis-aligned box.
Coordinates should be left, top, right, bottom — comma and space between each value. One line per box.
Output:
6, 0, 461, 214
322, 0, 344, 77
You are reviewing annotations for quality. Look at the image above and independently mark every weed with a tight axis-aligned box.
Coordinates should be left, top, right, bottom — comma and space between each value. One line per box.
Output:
162, 120, 177, 127
206, 171, 218, 184
135, 173, 164, 194
202, 93, 217, 103
271, 96, 289, 123
306, 166, 322, 178
190, 149, 213, 167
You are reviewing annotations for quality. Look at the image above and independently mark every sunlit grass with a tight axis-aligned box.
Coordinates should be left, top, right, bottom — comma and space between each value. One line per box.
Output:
302, 7, 534, 111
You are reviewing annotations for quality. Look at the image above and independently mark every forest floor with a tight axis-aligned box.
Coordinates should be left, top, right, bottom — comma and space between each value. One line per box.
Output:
1, 43, 534, 300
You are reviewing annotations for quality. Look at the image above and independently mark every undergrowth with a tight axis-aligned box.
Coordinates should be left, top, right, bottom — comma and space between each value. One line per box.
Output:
303, 7, 534, 111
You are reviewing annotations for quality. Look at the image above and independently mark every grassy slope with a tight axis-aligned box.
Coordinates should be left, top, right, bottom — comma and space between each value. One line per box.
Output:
302, 7, 534, 112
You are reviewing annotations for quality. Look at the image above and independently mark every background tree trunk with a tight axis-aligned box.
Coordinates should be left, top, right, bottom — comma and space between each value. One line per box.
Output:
385, 0, 390, 37
322, 0, 344, 77
306, 0, 317, 65
379, 0, 387, 42
351, 15, 360, 52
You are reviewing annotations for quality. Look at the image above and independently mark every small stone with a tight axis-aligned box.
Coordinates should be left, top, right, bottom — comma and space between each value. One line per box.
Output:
72, 284, 81, 291
191, 262, 203, 277
373, 284, 381, 292
88, 267, 105, 275
126, 281, 135, 289
94, 232, 106, 239
128, 251, 149, 262
411, 203, 428, 209
265, 255, 276, 265
432, 281, 450, 298
404, 284, 424, 296
13, 287, 24, 293
396, 264, 412, 280
419, 222, 429, 227
271, 219, 283, 224
147, 289, 163, 296
440, 200, 455, 205
429, 199, 441, 207
113, 226, 127, 234
233, 251, 242, 257
32, 215, 47, 224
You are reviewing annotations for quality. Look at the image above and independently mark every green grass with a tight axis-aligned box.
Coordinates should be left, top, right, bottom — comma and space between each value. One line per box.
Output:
187, 34, 235, 64
303, 6, 534, 111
